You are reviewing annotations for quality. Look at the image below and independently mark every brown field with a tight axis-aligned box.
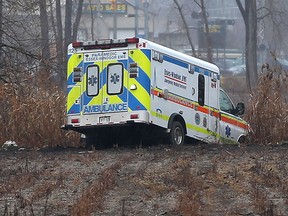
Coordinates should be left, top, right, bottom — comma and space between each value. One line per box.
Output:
0, 143, 287, 216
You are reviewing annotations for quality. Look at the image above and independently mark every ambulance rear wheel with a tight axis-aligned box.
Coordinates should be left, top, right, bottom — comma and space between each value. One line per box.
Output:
170, 121, 185, 146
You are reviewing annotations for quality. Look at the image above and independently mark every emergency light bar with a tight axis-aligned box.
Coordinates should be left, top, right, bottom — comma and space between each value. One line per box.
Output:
72, 38, 139, 50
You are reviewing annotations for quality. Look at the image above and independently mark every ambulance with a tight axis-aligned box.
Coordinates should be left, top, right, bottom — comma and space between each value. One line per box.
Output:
62, 37, 249, 149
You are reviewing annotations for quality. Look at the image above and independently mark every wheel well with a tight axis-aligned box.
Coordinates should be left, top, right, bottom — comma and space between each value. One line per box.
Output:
168, 114, 187, 134
238, 135, 247, 144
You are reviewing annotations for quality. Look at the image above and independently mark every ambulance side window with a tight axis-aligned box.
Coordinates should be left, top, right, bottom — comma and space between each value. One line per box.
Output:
220, 90, 234, 113
198, 74, 205, 106
87, 65, 99, 96
107, 63, 123, 95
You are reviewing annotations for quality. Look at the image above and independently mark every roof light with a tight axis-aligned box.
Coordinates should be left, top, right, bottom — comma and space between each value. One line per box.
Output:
72, 38, 139, 50
112, 39, 126, 44
126, 38, 139, 43
72, 42, 82, 48
97, 39, 112, 45
83, 41, 97, 46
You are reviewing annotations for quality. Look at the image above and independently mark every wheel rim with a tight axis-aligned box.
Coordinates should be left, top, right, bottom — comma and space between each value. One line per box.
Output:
173, 126, 183, 145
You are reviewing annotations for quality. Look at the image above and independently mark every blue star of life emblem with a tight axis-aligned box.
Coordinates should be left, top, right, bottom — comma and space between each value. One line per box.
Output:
110, 73, 120, 84
88, 75, 97, 86
225, 125, 231, 137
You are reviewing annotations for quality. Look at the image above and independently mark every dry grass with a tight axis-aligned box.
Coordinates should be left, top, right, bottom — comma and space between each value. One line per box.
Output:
221, 64, 288, 145
245, 70, 288, 145
70, 156, 132, 215
0, 76, 80, 148
174, 158, 203, 216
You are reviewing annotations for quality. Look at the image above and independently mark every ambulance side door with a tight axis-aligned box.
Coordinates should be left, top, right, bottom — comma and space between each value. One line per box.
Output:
207, 72, 220, 142
219, 89, 239, 143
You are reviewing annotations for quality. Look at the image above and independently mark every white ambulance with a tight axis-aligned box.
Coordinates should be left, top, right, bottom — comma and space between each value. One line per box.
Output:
62, 37, 249, 149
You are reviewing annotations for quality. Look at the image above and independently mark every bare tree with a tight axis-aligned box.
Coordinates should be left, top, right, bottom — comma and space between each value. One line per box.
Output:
64, 0, 72, 56
173, 0, 196, 57
236, 0, 258, 90
64, 0, 84, 58
88, 0, 95, 40
55, 0, 64, 66
194, 0, 212, 63
73, 0, 84, 41
39, 0, 51, 60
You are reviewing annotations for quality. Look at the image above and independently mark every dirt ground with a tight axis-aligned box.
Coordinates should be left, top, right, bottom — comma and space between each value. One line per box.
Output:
0, 142, 287, 216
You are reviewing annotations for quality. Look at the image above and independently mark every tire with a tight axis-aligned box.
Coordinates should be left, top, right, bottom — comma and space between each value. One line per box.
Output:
170, 121, 185, 146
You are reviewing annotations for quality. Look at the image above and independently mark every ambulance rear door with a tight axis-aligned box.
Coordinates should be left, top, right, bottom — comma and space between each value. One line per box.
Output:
83, 50, 129, 118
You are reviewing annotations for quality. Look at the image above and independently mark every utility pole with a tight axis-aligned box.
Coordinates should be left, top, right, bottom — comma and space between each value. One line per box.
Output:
135, 0, 139, 37
143, 0, 149, 39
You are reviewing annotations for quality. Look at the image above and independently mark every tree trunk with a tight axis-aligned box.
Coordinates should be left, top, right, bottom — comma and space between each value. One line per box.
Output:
56, 0, 63, 65
199, 0, 213, 63
89, 0, 95, 40
64, 0, 72, 57
72, 0, 84, 41
173, 0, 196, 57
245, 0, 258, 89
236, 0, 258, 90
55, 0, 65, 86
39, 0, 50, 60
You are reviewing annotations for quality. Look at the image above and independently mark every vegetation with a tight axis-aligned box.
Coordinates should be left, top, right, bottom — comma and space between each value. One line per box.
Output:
0, 73, 80, 148
246, 66, 288, 144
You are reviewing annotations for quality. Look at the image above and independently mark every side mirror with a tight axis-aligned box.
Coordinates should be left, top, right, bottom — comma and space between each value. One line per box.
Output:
235, 102, 245, 115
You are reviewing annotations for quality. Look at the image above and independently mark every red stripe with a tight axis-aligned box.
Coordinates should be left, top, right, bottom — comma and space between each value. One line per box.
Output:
152, 89, 248, 130
164, 75, 187, 85
221, 115, 248, 130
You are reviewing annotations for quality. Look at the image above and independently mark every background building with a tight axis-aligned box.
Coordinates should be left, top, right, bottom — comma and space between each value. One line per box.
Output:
78, 0, 155, 40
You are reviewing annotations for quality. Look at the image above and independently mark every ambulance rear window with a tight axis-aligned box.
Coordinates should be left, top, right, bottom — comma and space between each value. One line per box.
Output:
107, 63, 123, 95
87, 65, 99, 96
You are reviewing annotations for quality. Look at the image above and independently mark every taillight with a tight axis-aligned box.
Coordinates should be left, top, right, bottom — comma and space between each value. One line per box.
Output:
130, 114, 139, 119
71, 118, 80, 123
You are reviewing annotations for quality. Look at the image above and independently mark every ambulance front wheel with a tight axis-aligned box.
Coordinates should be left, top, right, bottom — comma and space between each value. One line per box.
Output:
170, 121, 185, 146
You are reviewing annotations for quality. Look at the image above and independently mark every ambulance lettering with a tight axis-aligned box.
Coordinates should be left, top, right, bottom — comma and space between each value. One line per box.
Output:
164, 69, 187, 89
84, 103, 128, 113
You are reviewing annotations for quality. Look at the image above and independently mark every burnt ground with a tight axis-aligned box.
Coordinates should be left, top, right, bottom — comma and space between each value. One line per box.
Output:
0, 142, 288, 216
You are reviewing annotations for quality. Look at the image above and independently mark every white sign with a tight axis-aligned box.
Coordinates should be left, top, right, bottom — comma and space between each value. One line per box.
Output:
84, 51, 127, 62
